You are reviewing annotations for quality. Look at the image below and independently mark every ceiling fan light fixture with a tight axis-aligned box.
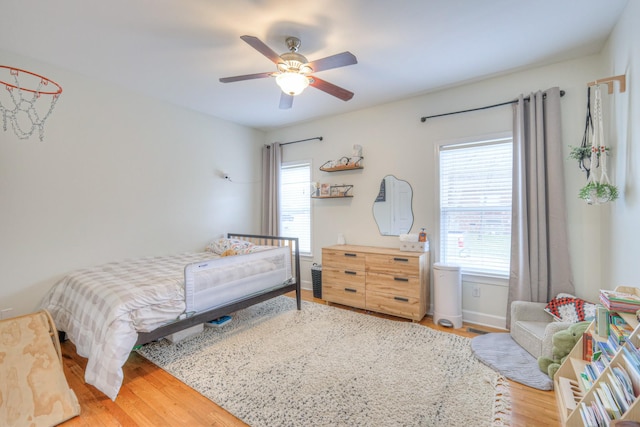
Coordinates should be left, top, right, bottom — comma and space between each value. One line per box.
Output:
276, 72, 309, 96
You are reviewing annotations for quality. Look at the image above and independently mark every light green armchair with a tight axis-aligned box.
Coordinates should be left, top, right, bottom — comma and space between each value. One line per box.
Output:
509, 300, 572, 359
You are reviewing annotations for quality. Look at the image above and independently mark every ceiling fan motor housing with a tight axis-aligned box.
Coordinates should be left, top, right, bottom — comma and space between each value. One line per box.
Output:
278, 51, 311, 74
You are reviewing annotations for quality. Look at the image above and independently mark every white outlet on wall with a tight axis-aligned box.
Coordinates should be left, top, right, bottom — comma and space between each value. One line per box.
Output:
472, 286, 481, 298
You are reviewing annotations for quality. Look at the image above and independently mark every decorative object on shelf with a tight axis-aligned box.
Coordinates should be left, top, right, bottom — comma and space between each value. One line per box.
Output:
312, 184, 353, 198
0, 65, 63, 141
320, 144, 364, 171
399, 233, 428, 252
310, 182, 320, 197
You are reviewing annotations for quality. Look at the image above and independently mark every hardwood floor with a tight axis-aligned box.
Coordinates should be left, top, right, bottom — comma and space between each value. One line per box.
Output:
58, 290, 560, 426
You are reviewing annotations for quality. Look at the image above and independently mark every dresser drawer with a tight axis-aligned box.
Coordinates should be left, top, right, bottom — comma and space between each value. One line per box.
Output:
366, 253, 421, 276
323, 282, 366, 309
366, 289, 423, 321
365, 271, 421, 299
323, 267, 366, 286
323, 248, 366, 271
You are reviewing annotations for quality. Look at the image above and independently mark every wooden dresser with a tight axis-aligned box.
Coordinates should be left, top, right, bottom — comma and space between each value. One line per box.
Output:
322, 244, 430, 321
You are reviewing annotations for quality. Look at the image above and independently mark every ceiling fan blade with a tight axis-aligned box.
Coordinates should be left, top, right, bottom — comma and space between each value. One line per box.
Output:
307, 52, 357, 73
240, 35, 282, 65
309, 77, 354, 101
219, 72, 274, 83
279, 93, 294, 109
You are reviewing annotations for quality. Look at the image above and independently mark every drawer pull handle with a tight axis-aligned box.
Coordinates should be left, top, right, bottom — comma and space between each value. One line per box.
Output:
344, 288, 357, 293
344, 253, 357, 257
394, 277, 409, 282
344, 270, 357, 275
393, 257, 409, 262
394, 296, 409, 302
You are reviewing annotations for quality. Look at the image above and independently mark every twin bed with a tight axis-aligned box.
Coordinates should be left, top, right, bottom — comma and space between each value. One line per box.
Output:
40, 233, 301, 400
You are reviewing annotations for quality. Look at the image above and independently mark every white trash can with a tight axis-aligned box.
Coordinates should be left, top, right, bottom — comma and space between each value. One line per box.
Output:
433, 263, 462, 328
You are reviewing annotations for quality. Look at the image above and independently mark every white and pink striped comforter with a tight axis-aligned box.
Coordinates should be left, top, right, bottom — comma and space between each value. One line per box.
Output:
40, 252, 214, 401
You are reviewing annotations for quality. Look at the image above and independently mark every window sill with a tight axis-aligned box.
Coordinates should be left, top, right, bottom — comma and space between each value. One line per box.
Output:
461, 272, 509, 287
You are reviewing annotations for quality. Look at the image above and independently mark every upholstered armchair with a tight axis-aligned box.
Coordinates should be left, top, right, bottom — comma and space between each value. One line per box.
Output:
510, 301, 572, 359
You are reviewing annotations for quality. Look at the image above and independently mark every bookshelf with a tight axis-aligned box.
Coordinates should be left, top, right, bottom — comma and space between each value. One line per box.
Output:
555, 287, 640, 426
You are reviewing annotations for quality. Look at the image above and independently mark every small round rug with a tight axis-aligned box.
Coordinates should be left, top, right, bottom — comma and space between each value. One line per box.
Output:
471, 332, 553, 390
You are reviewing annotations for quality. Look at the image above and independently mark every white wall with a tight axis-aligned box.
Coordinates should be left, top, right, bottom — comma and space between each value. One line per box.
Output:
267, 54, 609, 328
602, 0, 640, 290
0, 50, 264, 317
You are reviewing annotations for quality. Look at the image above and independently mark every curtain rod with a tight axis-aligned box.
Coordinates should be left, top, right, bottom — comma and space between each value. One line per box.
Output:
266, 136, 323, 148
420, 90, 565, 123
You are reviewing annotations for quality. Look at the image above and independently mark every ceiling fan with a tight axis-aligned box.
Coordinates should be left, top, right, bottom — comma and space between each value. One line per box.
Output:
219, 35, 357, 109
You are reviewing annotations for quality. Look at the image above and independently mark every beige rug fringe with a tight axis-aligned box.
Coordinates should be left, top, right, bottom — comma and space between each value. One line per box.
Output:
492, 375, 512, 426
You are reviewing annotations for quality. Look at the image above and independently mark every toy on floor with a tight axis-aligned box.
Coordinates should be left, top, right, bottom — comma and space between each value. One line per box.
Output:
205, 315, 232, 328
537, 321, 590, 379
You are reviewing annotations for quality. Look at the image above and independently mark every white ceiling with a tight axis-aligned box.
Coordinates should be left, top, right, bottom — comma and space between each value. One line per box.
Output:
0, 0, 629, 131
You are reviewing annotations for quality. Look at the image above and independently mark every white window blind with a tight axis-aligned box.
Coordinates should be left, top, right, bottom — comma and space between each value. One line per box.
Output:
439, 138, 512, 276
280, 162, 311, 255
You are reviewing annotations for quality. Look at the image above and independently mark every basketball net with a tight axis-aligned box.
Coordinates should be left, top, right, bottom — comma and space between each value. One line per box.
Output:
0, 66, 62, 141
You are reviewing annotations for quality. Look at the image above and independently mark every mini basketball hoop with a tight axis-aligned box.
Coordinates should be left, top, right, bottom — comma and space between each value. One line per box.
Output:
0, 65, 63, 141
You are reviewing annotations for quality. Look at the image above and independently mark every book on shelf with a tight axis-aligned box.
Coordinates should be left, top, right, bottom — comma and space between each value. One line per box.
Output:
606, 372, 631, 413
621, 347, 640, 396
592, 388, 614, 424
596, 305, 610, 338
611, 366, 636, 408
579, 402, 598, 427
597, 383, 622, 420
600, 289, 640, 313
609, 323, 631, 345
584, 332, 594, 361
596, 340, 616, 364
580, 371, 593, 391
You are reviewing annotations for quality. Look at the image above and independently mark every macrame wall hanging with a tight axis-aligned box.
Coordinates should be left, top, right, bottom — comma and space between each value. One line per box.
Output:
573, 74, 626, 205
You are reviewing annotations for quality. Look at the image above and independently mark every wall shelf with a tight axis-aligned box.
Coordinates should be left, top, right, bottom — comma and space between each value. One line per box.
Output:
319, 157, 363, 172
312, 184, 353, 198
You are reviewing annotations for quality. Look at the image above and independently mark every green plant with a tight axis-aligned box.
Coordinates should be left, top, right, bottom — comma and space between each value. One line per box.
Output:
578, 181, 619, 204
568, 145, 610, 162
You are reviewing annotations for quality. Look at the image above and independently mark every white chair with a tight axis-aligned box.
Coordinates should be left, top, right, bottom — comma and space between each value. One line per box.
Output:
510, 300, 572, 359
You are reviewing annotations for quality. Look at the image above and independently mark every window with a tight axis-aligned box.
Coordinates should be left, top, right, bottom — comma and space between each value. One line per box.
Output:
280, 161, 311, 255
438, 136, 512, 276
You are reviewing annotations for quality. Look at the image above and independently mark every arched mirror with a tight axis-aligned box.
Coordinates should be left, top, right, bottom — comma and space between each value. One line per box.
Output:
372, 175, 414, 236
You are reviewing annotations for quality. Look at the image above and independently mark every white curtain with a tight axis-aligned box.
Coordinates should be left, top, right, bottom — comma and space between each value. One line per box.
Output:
507, 87, 574, 326
261, 142, 282, 235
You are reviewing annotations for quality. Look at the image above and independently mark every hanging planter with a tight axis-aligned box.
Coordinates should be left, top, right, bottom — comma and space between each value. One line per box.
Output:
570, 87, 594, 178
577, 84, 619, 205
578, 181, 619, 204
568, 145, 608, 164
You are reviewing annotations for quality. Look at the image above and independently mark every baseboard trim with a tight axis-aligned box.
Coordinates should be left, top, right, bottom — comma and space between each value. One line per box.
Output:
462, 309, 507, 330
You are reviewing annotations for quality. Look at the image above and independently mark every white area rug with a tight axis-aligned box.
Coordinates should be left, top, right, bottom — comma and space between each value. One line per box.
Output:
137, 297, 511, 427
